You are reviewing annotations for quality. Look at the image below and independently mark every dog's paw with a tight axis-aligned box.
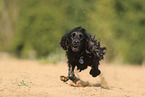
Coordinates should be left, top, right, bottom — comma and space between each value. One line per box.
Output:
60, 76, 69, 82
69, 76, 80, 83
90, 69, 101, 77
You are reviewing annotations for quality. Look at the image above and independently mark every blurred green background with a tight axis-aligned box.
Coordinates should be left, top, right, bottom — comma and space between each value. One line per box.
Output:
0, 0, 145, 65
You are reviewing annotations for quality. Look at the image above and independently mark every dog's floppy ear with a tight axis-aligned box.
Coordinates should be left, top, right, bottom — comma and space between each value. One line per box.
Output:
60, 33, 70, 50
84, 33, 92, 50
86, 37, 106, 60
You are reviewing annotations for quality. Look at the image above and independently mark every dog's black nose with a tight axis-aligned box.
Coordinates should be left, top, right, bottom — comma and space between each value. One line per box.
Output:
74, 40, 80, 45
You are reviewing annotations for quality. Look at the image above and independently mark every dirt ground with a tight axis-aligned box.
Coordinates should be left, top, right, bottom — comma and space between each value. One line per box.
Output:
0, 57, 145, 97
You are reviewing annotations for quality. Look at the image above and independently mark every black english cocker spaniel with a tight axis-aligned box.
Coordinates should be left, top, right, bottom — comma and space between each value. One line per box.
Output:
60, 26, 106, 83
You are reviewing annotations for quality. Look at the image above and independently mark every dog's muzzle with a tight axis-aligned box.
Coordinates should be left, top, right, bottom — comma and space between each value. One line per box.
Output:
72, 40, 80, 52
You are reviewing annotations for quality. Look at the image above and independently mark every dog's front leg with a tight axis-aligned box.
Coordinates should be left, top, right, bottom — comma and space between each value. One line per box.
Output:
90, 62, 101, 77
60, 63, 79, 83
68, 64, 80, 83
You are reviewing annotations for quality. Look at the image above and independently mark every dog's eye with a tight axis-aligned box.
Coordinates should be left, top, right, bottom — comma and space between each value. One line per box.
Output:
72, 33, 76, 38
79, 34, 83, 39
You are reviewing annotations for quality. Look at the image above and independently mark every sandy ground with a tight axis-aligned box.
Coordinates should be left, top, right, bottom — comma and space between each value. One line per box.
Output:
0, 57, 145, 97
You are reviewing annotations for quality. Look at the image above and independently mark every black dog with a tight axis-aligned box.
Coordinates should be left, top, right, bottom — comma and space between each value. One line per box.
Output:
60, 26, 106, 83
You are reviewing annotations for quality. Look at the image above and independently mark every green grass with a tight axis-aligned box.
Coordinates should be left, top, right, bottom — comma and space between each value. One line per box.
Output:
12, 79, 32, 87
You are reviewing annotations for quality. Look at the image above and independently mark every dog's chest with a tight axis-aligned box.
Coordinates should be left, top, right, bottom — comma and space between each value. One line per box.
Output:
69, 53, 93, 65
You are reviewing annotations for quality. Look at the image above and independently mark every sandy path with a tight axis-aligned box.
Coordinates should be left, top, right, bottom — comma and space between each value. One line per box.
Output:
0, 58, 145, 97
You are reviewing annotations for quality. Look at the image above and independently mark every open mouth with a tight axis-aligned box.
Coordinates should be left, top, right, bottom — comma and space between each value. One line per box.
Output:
72, 46, 79, 52
74, 46, 78, 48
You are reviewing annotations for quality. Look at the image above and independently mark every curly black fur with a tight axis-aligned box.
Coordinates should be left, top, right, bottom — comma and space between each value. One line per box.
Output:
60, 26, 106, 82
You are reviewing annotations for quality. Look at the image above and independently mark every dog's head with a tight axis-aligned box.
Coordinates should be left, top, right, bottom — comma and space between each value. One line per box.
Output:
60, 26, 88, 52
